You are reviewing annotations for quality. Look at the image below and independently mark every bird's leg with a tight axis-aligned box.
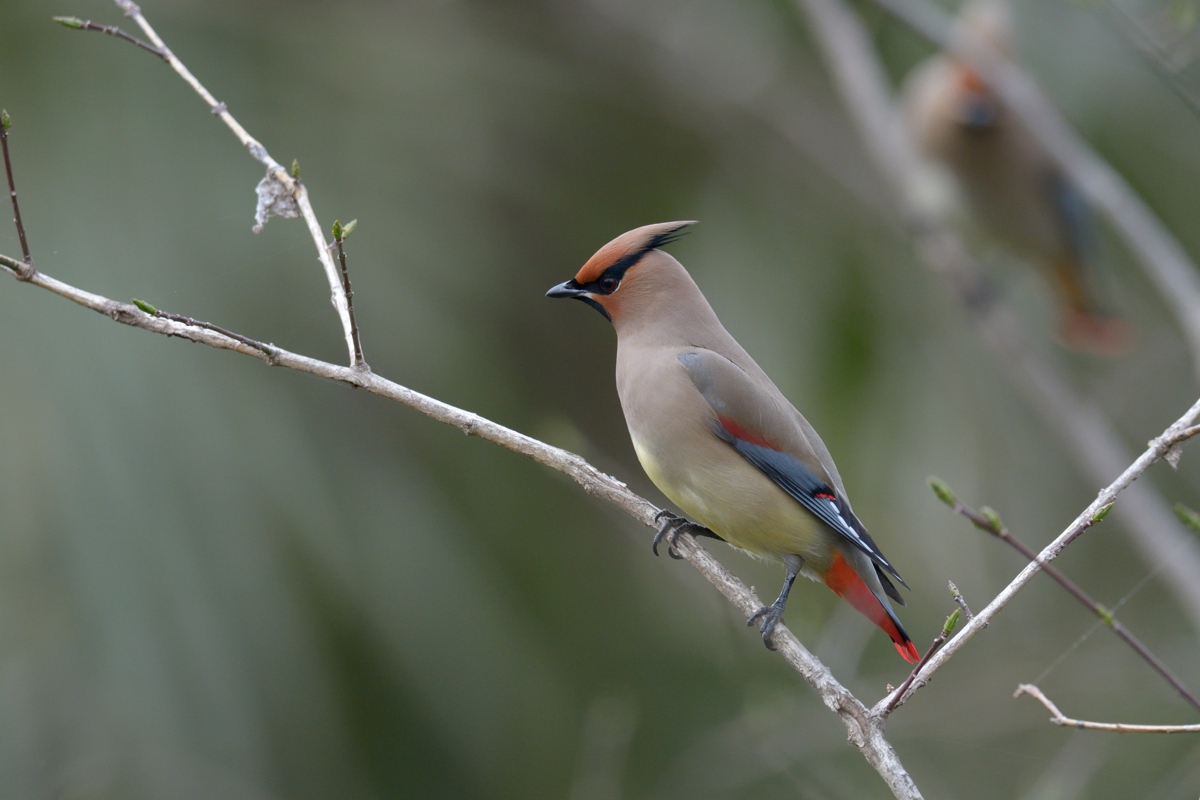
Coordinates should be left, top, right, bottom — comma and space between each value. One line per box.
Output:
651, 510, 718, 559
747, 560, 801, 651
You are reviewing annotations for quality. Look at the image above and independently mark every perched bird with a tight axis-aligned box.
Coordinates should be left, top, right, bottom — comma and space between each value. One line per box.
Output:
547, 221, 919, 662
901, 0, 1130, 354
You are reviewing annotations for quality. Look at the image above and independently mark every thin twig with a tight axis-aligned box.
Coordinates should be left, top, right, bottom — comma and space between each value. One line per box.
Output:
874, 395, 1200, 716
932, 484, 1200, 714
52, 16, 165, 59
948, 580, 976, 623
789, 0, 1200, 642
131, 298, 278, 363
0, 111, 34, 279
882, 608, 961, 715
73, 0, 360, 366
1016, 684, 1200, 734
331, 220, 366, 369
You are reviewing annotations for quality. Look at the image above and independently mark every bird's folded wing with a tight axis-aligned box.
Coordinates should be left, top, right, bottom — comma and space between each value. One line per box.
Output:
676, 349, 907, 590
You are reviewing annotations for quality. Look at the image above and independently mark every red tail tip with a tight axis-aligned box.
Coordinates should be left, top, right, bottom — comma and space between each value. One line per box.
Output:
1058, 309, 1134, 357
895, 640, 921, 664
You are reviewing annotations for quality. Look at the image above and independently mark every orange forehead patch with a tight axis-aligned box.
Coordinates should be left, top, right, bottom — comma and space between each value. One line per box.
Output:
956, 65, 987, 95
575, 220, 697, 284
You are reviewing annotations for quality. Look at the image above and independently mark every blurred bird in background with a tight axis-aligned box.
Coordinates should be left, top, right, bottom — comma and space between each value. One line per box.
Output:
547, 222, 920, 663
902, 0, 1132, 354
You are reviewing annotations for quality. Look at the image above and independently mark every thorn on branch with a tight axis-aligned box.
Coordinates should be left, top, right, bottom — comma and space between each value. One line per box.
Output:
52, 15, 166, 60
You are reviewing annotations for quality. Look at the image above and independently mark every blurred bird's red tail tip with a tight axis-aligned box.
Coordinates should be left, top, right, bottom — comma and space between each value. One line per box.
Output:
1058, 309, 1134, 357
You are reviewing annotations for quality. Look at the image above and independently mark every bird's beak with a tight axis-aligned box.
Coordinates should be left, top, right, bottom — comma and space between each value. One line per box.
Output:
546, 279, 587, 299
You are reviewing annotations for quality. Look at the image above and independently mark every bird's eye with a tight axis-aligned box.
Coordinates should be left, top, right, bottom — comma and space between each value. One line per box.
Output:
599, 276, 619, 293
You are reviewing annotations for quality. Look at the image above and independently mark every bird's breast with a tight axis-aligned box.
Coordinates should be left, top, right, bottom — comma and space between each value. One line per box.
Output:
617, 348, 830, 565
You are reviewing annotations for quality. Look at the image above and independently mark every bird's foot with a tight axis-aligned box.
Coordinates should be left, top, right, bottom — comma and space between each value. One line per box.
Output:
652, 511, 706, 559
747, 602, 785, 651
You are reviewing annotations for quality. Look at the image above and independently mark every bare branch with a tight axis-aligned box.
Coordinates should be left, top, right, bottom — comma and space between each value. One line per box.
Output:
876, 395, 1200, 714
79, 0, 360, 366
788, 0, 1200, 637
52, 15, 165, 59
930, 483, 1200, 714
1016, 684, 1200, 734
882, 607, 960, 716
0, 110, 34, 279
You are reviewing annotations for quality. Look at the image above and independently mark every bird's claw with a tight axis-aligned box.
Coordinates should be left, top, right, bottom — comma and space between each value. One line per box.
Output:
747, 603, 785, 651
652, 511, 694, 559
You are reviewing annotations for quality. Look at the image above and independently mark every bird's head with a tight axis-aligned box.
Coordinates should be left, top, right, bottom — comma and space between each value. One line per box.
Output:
947, 0, 1015, 129
546, 220, 696, 327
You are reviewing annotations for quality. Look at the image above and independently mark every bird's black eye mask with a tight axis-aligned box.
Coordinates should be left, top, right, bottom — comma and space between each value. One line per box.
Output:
546, 223, 693, 321
547, 265, 625, 320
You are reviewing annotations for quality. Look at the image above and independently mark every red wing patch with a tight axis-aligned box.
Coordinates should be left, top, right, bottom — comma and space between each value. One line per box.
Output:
716, 416, 777, 450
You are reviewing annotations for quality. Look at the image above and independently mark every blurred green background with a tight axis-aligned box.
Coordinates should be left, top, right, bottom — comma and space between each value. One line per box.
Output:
2, 0, 1200, 797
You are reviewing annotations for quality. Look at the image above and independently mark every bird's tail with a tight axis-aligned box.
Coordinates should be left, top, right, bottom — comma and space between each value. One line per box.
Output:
823, 553, 921, 664
1051, 255, 1133, 356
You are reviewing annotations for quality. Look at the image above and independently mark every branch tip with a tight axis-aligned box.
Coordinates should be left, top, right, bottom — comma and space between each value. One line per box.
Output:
927, 476, 956, 508
979, 506, 1004, 534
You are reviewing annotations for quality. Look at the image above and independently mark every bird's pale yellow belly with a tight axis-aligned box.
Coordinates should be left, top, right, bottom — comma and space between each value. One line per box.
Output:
631, 432, 832, 572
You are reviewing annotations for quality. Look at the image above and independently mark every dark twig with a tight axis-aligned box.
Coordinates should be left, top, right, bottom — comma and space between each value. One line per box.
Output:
929, 479, 1200, 715
331, 219, 366, 369
52, 16, 166, 60
131, 298, 278, 363
0, 111, 34, 279
1016, 684, 1200, 733
883, 606, 961, 715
